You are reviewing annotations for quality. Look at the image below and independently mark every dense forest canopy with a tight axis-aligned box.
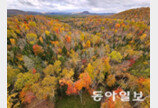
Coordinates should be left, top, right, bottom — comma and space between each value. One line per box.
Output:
7, 7, 150, 108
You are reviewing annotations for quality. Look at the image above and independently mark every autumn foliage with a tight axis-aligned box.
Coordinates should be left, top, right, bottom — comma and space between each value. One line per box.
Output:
7, 7, 150, 108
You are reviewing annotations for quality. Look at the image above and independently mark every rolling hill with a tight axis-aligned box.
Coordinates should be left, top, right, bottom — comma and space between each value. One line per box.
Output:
7, 9, 43, 16
110, 7, 150, 23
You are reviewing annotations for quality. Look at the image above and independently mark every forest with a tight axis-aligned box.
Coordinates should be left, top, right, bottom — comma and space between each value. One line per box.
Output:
7, 7, 150, 108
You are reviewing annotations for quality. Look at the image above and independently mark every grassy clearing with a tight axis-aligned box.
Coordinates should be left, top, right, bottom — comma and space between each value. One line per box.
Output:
56, 93, 100, 108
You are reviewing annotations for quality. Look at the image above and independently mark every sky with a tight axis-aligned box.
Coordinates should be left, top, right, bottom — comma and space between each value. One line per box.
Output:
7, 0, 150, 13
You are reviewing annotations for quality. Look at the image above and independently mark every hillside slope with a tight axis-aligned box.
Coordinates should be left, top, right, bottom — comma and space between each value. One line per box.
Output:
110, 7, 150, 23
7, 9, 42, 16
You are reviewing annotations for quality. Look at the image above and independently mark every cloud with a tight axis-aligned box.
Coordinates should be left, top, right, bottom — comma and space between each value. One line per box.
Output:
18, 0, 34, 6
7, 0, 150, 13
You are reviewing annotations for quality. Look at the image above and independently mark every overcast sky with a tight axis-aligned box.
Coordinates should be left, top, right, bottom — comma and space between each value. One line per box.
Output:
7, 0, 150, 13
